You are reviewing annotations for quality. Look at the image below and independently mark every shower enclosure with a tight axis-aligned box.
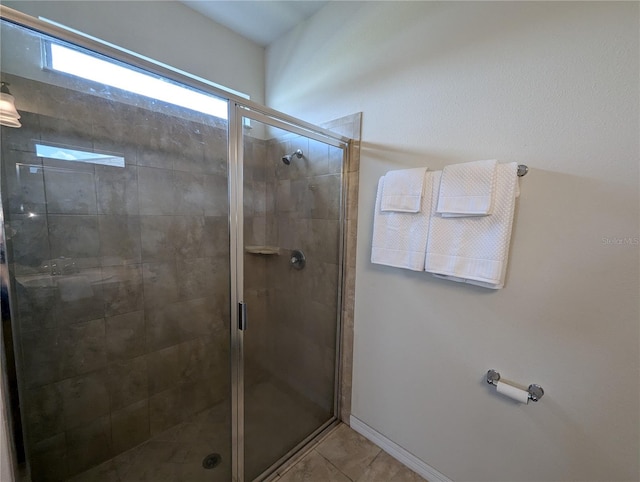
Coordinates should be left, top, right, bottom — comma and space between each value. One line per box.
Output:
0, 9, 349, 482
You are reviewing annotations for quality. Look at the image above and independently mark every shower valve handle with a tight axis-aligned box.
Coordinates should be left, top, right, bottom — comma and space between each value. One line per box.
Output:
290, 249, 306, 270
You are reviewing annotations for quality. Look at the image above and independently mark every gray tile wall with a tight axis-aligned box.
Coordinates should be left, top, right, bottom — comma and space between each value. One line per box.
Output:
1, 75, 230, 480
242, 130, 343, 415
242, 135, 270, 391
268, 136, 342, 414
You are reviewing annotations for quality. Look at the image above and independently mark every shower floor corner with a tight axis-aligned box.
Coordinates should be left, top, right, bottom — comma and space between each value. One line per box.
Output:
57, 377, 328, 482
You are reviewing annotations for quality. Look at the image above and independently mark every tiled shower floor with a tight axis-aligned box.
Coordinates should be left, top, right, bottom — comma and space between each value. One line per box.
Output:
67, 399, 231, 482
41, 380, 425, 482
65, 377, 328, 482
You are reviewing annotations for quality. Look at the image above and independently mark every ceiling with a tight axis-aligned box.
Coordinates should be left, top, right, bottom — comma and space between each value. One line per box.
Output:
181, 1, 328, 46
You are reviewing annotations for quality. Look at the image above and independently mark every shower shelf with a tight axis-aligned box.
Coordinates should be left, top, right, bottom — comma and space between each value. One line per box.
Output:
244, 246, 281, 255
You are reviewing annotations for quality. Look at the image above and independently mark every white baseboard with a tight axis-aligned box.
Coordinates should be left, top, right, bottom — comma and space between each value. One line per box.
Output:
350, 415, 453, 482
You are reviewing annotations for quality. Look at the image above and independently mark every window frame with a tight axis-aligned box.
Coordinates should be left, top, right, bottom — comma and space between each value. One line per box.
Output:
41, 39, 246, 122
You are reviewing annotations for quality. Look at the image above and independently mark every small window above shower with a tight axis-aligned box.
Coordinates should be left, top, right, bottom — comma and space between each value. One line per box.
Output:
44, 42, 232, 120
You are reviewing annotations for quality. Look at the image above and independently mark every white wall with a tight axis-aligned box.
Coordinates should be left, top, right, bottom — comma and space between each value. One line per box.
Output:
267, 2, 639, 481
3, 0, 265, 104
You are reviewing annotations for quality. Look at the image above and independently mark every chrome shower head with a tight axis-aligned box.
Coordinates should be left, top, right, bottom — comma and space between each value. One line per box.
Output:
281, 149, 303, 165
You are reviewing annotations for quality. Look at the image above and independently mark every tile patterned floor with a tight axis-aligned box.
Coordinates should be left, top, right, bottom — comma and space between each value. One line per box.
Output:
270, 424, 427, 482
42, 384, 423, 482
65, 377, 329, 482
66, 421, 425, 482
67, 400, 232, 482
63, 377, 331, 482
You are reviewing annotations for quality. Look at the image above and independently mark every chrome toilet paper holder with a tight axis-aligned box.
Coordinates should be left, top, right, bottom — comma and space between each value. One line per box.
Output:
487, 369, 544, 402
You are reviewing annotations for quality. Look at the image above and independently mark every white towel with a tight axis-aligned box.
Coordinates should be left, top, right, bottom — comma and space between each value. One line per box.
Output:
436, 159, 497, 217
372, 172, 434, 271
425, 162, 519, 289
380, 167, 428, 212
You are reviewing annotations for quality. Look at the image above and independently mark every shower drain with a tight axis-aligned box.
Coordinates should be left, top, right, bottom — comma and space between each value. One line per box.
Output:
202, 453, 222, 470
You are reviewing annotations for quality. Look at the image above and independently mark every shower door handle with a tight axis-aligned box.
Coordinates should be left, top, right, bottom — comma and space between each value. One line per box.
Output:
239, 302, 247, 331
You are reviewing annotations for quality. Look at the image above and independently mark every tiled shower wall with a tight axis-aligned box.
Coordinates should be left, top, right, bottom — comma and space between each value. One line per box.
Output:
262, 114, 361, 423
265, 136, 342, 413
242, 127, 346, 415
241, 134, 270, 386
1, 74, 231, 480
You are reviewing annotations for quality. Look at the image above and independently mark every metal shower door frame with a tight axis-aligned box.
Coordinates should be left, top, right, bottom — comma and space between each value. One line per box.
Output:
230, 104, 349, 481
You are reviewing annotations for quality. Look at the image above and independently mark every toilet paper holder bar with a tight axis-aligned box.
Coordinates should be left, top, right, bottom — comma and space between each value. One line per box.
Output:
487, 369, 544, 402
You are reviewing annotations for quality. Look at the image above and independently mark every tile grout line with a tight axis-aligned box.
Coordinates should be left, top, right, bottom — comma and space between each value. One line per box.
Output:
274, 422, 343, 479
313, 448, 356, 481
314, 440, 382, 482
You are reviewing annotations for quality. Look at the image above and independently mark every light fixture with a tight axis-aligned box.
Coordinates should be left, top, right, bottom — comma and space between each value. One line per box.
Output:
0, 82, 21, 128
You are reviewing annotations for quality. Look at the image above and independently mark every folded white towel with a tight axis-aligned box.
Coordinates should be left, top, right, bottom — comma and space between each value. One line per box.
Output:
436, 159, 497, 217
372, 172, 434, 271
425, 162, 519, 289
380, 167, 428, 212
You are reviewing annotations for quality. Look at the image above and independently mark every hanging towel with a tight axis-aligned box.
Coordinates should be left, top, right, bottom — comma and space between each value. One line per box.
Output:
436, 159, 497, 217
425, 162, 519, 289
372, 172, 434, 271
380, 167, 428, 212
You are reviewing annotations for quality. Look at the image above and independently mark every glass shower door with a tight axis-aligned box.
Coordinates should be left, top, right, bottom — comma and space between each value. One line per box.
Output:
1, 19, 232, 482
239, 115, 345, 480
1, 12, 351, 482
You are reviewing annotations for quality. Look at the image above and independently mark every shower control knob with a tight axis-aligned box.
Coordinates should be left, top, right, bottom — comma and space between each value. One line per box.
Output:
290, 249, 306, 270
